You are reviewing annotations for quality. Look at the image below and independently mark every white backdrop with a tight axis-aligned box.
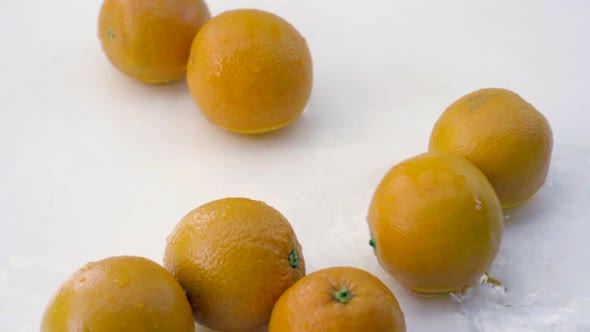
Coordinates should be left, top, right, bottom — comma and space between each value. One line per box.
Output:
1, 0, 589, 331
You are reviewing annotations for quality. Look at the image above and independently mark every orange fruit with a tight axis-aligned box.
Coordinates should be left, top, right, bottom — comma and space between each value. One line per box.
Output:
186, 9, 313, 134
41, 256, 194, 332
268, 266, 406, 332
98, 0, 210, 83
163, 197, 305, 331
367, 152, 504, 294
429, 88, 553, 208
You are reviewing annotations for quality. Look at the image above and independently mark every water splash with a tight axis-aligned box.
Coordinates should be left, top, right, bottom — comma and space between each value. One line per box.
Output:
450, 286, 474, 304
449, 273, 589, 331
493, 255, 507, 267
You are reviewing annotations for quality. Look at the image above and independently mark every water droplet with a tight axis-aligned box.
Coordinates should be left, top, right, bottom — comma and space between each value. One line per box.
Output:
504, 213, 510, 220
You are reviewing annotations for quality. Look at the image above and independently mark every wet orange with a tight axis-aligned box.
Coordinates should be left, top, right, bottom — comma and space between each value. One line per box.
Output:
98, 0, 210, 83
367, 152, 504, 294
164, 197, 305, 331
187, 9, 313, 134
429, 88, 553, 208
269, 266, 406, 332
41, 256, 194, 332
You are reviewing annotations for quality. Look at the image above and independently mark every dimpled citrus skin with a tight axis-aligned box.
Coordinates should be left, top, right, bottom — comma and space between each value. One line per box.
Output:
40, 256, 195, 332
269, 267, 406, 332
187, 9, 313, 134
164, 197, 306, 332
98, 0, 210, 83
429, 88, 553, 208
368, 152, 504, 294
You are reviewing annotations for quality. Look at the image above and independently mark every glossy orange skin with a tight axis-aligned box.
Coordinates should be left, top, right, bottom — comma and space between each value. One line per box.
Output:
269, 266, 406, 332
429, 88, 553, 208
40, 256, 194, 332
368, 152, 504, 294
187, 9, 313, 134
98, 0, 210, 83
164, 198, 306, 331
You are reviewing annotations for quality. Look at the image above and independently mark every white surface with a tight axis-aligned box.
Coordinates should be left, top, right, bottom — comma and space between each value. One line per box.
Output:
1, 0, 590, 331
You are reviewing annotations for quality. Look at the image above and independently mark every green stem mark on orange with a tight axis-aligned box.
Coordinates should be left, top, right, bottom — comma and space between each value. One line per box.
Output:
369, 239, 376, 248
288, 250, 300, 268
107, 30, 115, 40
333, 287, 352, 303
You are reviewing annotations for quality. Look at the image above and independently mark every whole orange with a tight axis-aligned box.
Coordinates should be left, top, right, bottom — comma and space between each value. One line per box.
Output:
98, 0, 210, 83
186, 9, 313, 134
268, 266, 406, 332
367, 152, 504, 294
163, 197, 306, 331
41, 256, 194, 332
429, 88, 553, 208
